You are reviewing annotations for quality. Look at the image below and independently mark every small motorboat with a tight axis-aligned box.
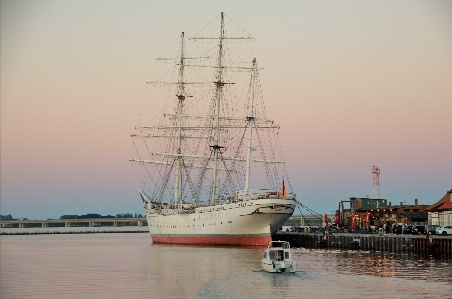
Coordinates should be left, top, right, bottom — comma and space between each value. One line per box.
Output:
261, 241, 297, 273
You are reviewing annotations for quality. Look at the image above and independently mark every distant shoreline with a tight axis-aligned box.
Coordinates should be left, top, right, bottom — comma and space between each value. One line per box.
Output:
0, 226, 149, 235
0, 230, 149, 235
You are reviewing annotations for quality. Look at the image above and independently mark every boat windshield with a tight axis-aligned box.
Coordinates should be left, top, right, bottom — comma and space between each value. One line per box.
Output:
269, 250, 285, 261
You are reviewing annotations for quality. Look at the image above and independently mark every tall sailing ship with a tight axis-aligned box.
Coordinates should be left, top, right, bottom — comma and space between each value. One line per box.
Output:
130, 13, 296, 245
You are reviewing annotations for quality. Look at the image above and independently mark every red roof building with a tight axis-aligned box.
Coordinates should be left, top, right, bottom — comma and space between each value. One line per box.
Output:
426, 189, 452, 226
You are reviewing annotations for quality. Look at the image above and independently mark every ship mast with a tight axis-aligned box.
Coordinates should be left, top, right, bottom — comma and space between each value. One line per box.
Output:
244, 58, 257, 198
174, 32, 186, 205
210, 13, 226, 205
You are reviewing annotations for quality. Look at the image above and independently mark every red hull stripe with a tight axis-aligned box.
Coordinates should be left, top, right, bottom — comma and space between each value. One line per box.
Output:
151, 235, 272, 246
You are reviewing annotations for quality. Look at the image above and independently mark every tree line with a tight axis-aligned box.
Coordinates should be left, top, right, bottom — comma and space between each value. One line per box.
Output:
60, 213, 144, 219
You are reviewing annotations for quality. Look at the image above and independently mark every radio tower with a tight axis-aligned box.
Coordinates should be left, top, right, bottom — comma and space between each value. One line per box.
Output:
372, 166, 380, 199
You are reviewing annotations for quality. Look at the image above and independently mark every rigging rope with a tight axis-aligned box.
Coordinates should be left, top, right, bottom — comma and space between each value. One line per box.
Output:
295, 200, 323, 221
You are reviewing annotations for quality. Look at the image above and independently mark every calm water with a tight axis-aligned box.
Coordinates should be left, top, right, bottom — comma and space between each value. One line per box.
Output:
1, 233, 451, 299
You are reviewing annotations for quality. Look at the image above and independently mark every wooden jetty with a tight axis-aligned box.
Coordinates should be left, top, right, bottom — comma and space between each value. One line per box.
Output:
274, 232, 452, 257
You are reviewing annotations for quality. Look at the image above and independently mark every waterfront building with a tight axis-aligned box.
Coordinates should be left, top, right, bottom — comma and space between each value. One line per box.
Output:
338, 197, 429, 228
426, 189, 452, 226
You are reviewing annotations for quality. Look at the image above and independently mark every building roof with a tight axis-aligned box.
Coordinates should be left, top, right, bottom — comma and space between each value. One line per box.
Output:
355, 204, 429, 212
425, 189, 452, 212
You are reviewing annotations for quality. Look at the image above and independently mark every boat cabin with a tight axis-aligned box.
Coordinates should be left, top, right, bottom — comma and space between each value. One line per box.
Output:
261, 241, 296, 273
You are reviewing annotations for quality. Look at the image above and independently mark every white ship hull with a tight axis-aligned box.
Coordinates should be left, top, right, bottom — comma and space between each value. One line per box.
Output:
144, 197, 296, 245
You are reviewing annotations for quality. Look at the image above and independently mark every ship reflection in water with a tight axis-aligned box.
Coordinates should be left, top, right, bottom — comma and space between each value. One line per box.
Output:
1, 234, 451, 299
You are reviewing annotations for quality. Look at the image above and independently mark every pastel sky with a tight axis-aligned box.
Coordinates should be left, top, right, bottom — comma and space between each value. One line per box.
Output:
1, 0, 451, 220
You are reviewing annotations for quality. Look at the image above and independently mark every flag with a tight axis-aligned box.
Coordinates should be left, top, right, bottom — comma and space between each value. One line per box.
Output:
335, 210, 340, 226
282, 180, 286, 199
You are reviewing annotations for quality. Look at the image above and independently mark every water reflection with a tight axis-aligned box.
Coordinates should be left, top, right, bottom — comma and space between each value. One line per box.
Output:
144, 244, 265, 298
293, 248, 452, 283
1, 234, 451, 299
369, 252, 396, 277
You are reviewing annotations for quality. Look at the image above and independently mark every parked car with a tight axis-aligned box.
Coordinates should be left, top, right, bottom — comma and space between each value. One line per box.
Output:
412, 225, 426, 235
394, 225, 412, 234
436, 226, 452, 235
404, 225, 413, 234
426, 225, 439, 235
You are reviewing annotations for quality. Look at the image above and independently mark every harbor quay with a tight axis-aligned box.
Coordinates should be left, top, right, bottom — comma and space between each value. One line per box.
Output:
274, 231, 452, 257
0, 218, 147, 229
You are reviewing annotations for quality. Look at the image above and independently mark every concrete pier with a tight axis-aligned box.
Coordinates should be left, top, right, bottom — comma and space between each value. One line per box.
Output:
1, 218, 147, 229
